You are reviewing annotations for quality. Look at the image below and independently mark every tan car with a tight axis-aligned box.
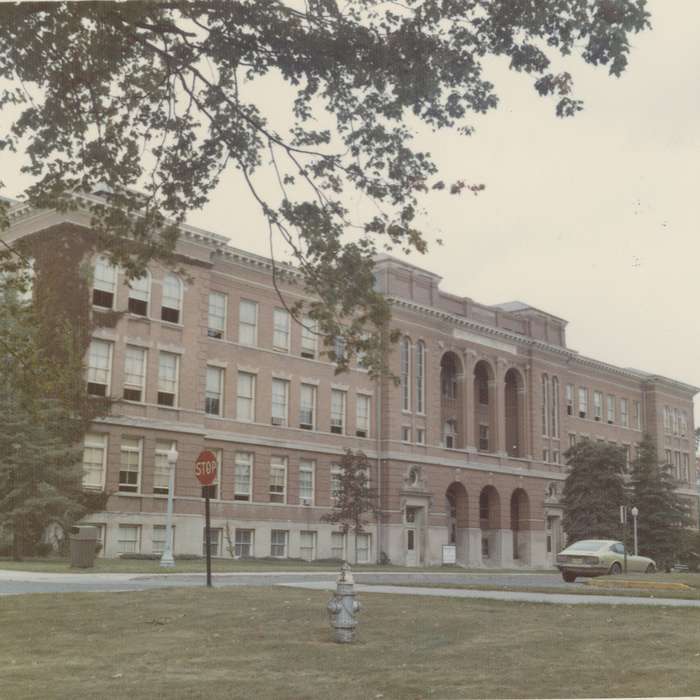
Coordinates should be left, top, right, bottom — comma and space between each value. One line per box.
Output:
556, 539, 656, 582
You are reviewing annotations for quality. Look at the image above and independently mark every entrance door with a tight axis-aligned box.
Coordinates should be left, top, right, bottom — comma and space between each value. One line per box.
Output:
405, 507, 419, 566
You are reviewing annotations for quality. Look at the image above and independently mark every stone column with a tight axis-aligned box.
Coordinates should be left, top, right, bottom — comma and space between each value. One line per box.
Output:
496, 529, 515, 568
463, 350, 476, 451
521, 366, 532, 459
494, 358, 508, 456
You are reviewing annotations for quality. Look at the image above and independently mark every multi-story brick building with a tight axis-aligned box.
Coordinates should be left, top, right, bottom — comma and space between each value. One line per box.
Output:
3, 195, 698, 566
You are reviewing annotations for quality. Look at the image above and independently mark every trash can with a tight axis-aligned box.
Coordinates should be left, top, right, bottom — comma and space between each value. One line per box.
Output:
69, 525, 98, 568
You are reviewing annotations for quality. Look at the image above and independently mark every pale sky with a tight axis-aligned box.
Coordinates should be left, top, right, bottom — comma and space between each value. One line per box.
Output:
1, 0, 699, 421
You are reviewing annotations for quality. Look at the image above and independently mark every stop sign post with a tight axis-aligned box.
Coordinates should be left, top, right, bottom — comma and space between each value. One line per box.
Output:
195, 450, 218, 587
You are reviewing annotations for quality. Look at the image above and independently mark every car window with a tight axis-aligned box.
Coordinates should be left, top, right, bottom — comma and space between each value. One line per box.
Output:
611, 543, 624, 554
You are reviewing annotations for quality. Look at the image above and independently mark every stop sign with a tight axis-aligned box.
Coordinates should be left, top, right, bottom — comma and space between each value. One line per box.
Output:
194, 450, 218, 486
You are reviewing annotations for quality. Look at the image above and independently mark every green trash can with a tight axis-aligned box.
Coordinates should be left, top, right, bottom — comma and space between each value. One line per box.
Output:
69, 525, 98, 568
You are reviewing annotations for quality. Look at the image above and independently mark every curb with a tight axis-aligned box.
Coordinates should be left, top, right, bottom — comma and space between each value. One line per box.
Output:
586, 579, 691, 591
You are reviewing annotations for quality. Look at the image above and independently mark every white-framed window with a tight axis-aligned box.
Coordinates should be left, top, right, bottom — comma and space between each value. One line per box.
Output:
356, 394, 370, 438
208, 291, 227, 339
565, 384, 574, 416
330, 465, 343, 503
205, 366, 224, 416
443, 420, 457, 449
664, 448, 672, 466
578, 387, 588, 419
478, 424, 488, 452
674, 451, 681, 480
157, 352, 179, 407
401, 426, 411, 443
201, 448, 221, 500
300, 530, 316, 561
593, 391, 603, 421
633, 400, 642, 430
541, 374, 550, 436
235, 529, 254, 558
551, 376, 559, 437
119, 437, 142, 493
236, 371, 256, 422
356, 533, 371, 563
680, 410, 688, 437
569, 433, 577, 448
269, 456, 287, 503
682, 453, 690, 483
672, 408, 679, 435
332, 336, 346, 363
331, 532, 346, 560
271, 379, 289, 426
123, 345, 147, 402
620, 398, 629, 427
152, 525, 175, 555
82, 433, 107, 490
117, 524, 141, 555
153, 440, 176, 495
87, 339, 113, 397
300, 316, 317, 359
299, 459, 315, 505
415, 340, 425, 414
270, 529, 288, 558
299, 383, 316, 430
623, 444, 631, 470
273, 307, 290, 351
552, 450, 560, 464
663, 406, 671, 434
607, 395, 615, 424
238, 299, 258, 346
234, 452, 253, 502
161, 274, 182, 324
92, 256, 117, 309
330, 389, 346, 434
203, 527, 223, 557
400, 337, 410, 412
416, 428, 425, 445
127, 271, 150, 317
542, 448, 549, 463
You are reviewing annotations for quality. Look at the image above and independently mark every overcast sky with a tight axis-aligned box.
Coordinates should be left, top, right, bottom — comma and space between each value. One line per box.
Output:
2, 1, 698, 421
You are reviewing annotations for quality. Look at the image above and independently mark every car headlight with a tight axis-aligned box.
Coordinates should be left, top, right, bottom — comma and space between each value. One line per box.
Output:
583, 556, 599, 565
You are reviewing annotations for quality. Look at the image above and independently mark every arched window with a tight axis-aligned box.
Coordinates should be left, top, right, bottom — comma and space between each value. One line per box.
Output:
400, 337, 410, 412
551, 377, 559, 438
128, 270, 150, 317
161, 274, 182, 323
541, 374, 550, 436
415, 340, 425, 414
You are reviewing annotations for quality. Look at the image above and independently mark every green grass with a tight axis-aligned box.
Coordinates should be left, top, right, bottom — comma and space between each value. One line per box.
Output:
1, 586, 699, 699
596, 571, 700, 589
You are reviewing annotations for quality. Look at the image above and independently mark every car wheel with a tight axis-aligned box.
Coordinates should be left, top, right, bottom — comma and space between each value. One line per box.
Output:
645, 564, 655, 574
609, 562, 622, 575
562, 571, 576, 583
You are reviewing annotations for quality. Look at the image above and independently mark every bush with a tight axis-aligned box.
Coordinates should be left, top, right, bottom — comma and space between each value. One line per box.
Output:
33, 542, 53, 557
175, 554, 203, 561
379, 551, 391, 566
119, 553, 160, 560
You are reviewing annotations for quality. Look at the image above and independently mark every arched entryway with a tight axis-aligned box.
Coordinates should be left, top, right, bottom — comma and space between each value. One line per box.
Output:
510, 488, 531, 563
440, 352, 464, 448
479, 485, 501, 564
446, 482, 468, 545
473, 360, 495, 452
504, 368, 525, 457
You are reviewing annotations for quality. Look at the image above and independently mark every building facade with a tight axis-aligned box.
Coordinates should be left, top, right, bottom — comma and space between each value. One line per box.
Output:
3, 196, 698, 566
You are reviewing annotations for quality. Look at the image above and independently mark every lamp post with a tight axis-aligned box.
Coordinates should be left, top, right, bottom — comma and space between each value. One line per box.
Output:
631, 506, 639, 556
160, 446, 178, 568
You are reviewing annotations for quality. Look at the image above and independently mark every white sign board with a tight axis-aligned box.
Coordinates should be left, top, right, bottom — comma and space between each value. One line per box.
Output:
442, 544, 457, 565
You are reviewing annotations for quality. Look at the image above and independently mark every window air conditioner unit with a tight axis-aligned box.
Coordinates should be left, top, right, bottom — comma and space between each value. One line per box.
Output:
271, 417, 285, 426
301, 498, 311, 506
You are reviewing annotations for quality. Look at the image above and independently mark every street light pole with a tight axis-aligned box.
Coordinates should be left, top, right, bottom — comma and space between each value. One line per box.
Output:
631, 506, 639, 556
160, 446, 178, 568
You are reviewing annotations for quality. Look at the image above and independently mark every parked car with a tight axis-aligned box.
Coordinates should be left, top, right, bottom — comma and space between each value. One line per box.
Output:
556, 539, 656, 582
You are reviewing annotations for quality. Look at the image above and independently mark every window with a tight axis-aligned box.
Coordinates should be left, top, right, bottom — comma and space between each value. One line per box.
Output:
330, 389, 346, 434
152, 525, 175, 555
400, 337, 410, 411
331, 532, 346, 560
664, 406, 671, 433
331, 465, 343, 503
269, 456, 287, 503
299, 384, 316, 430
593, 391, 603, 421
623, 444, 631, 470
87, 339, 112, 397
300, 316, 317, 358
569, 433, 577, 448
205, 366, 224, 416
117, 525, 141, 555
356, 533, 370, 563
234, 452, 253, 502
620, 398, 629, 427
552, 450, 560, 464
208, 292, 227, 339
127, 272, 150, 316
333, 336, 346, 363
673, 451, 681, 480
607, 395, 615, 424
236, 371, 256, 422
680, 410, 688, 437
634, 401, 642, 430
123, 346, 146, 402
565, 384, 574, 416
300, 531, 316, 561
201, 449, 221, 500
541, 374, 549, 436
356, 394, 370, 438
578, 387, 588, 419
479, 424, 489, 452
682, 453, 690, 483
299, 459, 315, 504
271, 379, 289, 426
401, 426, 411, 443
664, 448, 672, 466
551, 377, 559, 437
273, 308, 290, 351
542, 449, 549, 463
82, 433, 107, 490
443, 420, 457, 449
153, 440, 176, 495
157, 352, 179, 407
202, 527, 223, 557
235, 529, 254, 558
119, 437, 142, 493
161, 274, 182, 323
92, 256, 117, 309
416, 428, 425, 445
415, 340, 425, 414
270, 529, 288, 557
238, 299, 258, 345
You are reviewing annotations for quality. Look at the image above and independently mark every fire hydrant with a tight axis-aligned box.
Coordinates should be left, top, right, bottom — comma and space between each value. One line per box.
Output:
327, 562, 361, 643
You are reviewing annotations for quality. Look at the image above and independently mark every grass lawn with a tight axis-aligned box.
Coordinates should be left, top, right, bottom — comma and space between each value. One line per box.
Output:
595, 571, 700, 589
1, 587, 699, 699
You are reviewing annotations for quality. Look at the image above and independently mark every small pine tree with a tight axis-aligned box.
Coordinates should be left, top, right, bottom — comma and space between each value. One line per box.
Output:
321, 450, 378, 565
629, 434, 691, 570
562, 439, 626, 544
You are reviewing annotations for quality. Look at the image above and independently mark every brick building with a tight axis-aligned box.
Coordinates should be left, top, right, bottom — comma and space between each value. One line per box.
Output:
3, 195, 698, 566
